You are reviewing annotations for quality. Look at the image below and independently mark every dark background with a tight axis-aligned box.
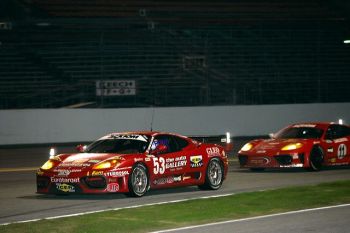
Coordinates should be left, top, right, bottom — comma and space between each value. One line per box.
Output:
1, 0, 350, 109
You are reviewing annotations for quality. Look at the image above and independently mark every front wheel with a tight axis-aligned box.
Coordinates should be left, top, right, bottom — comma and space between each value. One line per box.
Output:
127, 164, 149, 197
198, 158, 224, 190
306, 146, 324, 171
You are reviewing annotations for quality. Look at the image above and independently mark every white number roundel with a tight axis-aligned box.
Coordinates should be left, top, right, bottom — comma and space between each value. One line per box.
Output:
153, 157, 165, 174
337, 144, 347, 159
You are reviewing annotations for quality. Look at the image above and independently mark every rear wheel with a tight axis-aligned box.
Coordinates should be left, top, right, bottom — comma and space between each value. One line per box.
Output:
127, 163, 149, 197
307, 146, 324, 171
198, 158, 224, 190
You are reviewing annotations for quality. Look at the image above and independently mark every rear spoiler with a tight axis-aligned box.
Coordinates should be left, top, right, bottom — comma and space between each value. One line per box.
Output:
188, 134, 233, 154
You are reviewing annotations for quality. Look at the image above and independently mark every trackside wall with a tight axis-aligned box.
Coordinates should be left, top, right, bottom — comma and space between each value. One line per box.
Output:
0, 103, 349, 145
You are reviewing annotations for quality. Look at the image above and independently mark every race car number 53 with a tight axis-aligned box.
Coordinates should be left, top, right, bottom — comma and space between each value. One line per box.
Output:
153, 157, 165, 174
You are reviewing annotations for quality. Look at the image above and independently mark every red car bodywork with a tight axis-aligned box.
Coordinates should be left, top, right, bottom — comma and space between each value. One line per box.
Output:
238, 122, 350, 171
37, 132, 228, 196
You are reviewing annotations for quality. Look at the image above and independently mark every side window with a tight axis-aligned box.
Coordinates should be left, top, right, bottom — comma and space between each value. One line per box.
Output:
173, 136, 189, 151
326, 125, 350, 140
345, 126, 350, 137
338, 125, 350, 138
325, 126, 336, 140
151, 135, 178, 154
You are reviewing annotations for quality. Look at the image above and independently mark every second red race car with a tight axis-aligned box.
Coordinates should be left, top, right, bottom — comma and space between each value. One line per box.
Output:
238, 122, 350, 171
37, 131, 228, 197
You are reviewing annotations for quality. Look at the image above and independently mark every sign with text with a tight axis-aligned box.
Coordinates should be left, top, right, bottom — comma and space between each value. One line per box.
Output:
96, 80, 136, 96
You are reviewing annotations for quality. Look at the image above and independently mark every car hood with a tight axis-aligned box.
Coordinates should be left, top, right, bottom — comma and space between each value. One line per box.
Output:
55, 153, 131, 170
251, 138, 307, 154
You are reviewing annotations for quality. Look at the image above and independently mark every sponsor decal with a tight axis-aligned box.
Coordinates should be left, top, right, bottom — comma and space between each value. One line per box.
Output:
153, 175, 182, 185
57, 170, 71, 176
337, 144, 347, 159
250, 157, 270, 165
206, 147, 220, 156
190, 155, 203, 168
134, 158, 144, 162
58, 163, 90, 167
327, 148, 334, 153
106, 183, 119, 192
104, 170, 129, 177
56, 183, 75, 193
256, 150, 266, 154
51, 177, 80, 183
145, 158, 151, 162
88, 160, 100, 163
328, 158, 337, 163
54, 169, 81, 173
153, 156, 187, 175
293, 124, 316, 128
91, 171, 104, 176
334, 138, 348, 143
109, 134, 148, 142
165, 156, 187, 169
280, 164, 303, 168
109, 178, 117, 183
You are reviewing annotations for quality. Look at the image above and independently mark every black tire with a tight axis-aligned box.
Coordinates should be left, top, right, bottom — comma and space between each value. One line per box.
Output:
306, 146, 324, 171
198, 158, 224, 190
127, 163, 149, 197
250, 168, 265, 172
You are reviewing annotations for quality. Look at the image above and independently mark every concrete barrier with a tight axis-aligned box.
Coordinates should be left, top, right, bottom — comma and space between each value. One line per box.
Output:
0, 103, 349, 145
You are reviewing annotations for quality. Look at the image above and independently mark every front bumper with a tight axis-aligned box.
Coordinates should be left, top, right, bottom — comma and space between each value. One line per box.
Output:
37, 175, 129, 194
238, 153, 305, 168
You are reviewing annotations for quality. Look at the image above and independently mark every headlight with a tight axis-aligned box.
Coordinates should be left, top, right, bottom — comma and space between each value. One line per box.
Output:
241, 143, 253, 152
281, 143, 303, 151
93, 159, 120, 170
41, 160, 55, 170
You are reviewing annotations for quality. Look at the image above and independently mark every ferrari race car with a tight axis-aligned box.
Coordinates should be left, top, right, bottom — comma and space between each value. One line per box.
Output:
37, 132, 228, 197
238, 122, 350, 171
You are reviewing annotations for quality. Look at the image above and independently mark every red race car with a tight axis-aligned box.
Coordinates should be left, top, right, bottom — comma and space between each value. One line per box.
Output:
238, 122, 350, 171
37, 131, 228, 197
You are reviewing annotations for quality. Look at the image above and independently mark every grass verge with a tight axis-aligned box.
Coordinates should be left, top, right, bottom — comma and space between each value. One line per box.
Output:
2, 180, 350, 233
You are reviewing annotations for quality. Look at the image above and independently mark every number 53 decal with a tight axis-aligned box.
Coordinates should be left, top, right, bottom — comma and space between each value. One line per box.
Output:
153, 157, 165, 174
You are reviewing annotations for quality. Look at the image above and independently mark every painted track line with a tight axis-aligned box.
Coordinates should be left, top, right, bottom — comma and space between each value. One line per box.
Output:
0, 193, 233, 226
0, 167, 37, 173
149, 203, 350, 233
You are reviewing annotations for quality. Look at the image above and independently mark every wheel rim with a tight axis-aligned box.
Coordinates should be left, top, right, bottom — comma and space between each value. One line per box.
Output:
132, 167, 147, 195
208, 160, 222, 186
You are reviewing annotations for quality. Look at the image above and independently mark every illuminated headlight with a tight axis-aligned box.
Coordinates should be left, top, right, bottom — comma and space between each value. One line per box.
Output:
281, 143, 303, 151
241, 143, 253, 152
41, 160, 55, 170
93, 159, 120, 170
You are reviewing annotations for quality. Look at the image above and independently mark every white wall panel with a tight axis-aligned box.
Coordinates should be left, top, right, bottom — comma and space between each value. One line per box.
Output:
0, 103, 349, 145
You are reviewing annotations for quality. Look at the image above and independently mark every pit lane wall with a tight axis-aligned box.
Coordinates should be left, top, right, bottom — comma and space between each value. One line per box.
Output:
0, 103, 349, 145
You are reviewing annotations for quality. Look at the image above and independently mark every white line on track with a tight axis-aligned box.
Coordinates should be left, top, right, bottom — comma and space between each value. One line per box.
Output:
149, 203, 350, 233
0, 193, 233, 226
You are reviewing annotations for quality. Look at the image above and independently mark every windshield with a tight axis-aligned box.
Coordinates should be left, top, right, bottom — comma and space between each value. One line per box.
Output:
86, 137, 150, 154
274, 127, 324, 139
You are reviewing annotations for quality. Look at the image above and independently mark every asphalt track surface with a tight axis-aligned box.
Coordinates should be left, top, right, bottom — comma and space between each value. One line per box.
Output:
0, 144, 350, 226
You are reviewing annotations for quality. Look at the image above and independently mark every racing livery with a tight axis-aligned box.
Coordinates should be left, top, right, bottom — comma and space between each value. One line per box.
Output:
238, 122, 350, 171
37, 132, 228, 197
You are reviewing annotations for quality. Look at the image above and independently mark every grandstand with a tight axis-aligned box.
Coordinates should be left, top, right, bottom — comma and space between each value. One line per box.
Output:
0, 0, 350, 108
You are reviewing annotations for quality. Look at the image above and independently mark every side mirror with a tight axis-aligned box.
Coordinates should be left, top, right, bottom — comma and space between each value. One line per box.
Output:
76, 144, 87, 153
152, 144, 168, 155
